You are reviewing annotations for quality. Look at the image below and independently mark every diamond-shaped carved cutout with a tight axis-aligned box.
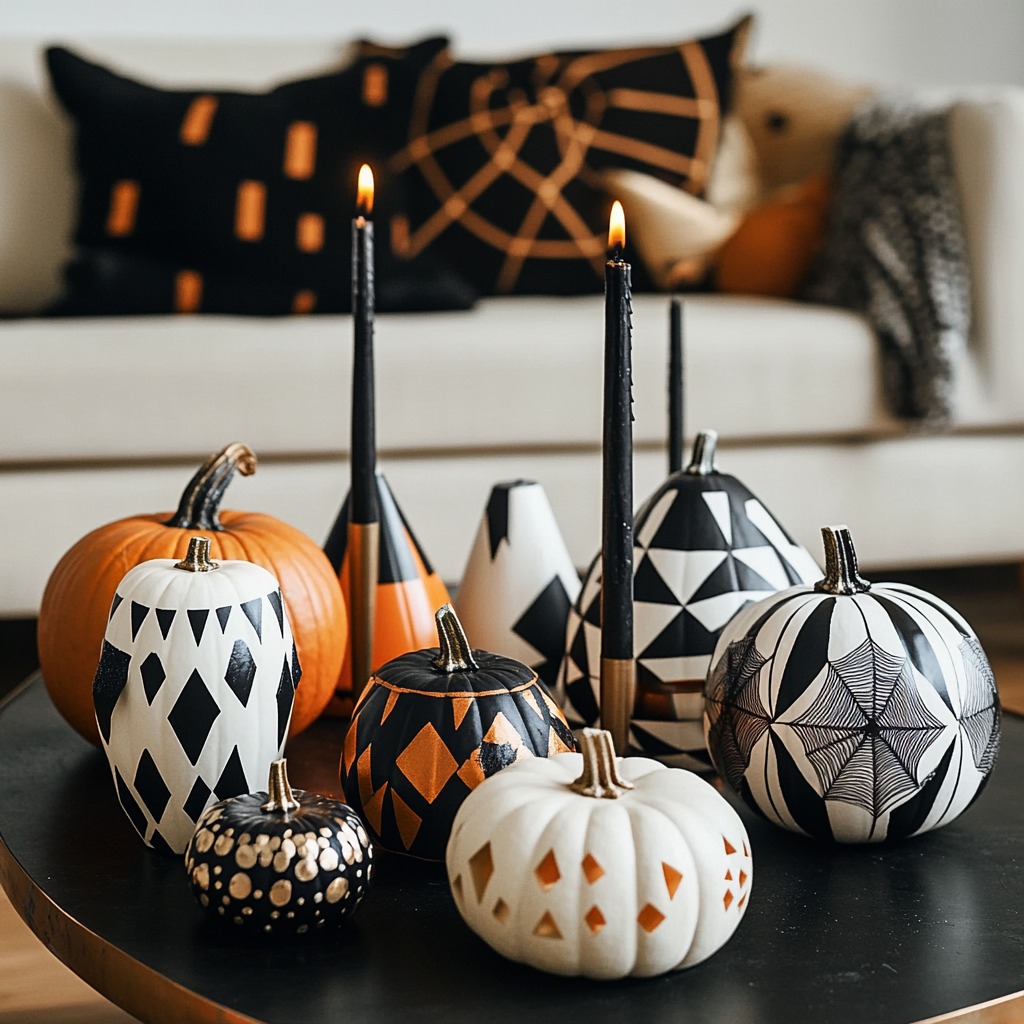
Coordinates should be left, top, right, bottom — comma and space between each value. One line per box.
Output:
533, 911, 562, 939
584, 905, 606, 934
739, 869, 748, 888
725, 869, 733, 881
724, 836, 737, 855
451, 874, 464, 904
535, 849, 560, 890
396, 722, 458, 804
469, 842, 494, 903
637, 904, 665, 933
723, 888, 735, 910
493, 899, 510, 924
581, 853, 604, 884
663, 862, 683, 899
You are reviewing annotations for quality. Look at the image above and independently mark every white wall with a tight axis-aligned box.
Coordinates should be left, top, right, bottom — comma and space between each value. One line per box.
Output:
3, 0, 1022, 88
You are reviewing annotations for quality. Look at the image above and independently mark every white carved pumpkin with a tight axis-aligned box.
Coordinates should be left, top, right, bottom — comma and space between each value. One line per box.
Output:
93, 536, 300, 854
445, 728, 751, 979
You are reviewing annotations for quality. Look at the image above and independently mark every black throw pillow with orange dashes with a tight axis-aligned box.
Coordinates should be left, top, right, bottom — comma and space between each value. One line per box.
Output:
43, 40, 477, 316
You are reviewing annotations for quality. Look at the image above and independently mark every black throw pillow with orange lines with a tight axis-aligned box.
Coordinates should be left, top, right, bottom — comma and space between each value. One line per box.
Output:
43, 39, 478, 316
388, 15, 752, 296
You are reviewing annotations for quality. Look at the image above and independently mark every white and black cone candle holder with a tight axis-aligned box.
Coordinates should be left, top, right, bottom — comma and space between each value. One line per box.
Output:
456, 480, 581, 690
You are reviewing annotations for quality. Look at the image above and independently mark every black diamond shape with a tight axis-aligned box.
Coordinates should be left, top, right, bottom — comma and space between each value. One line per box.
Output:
115, 767, 148, 840
155, 608, 176, 639
93, 641, 131, 743
277, 658, 294, 746
149, 830, 177, 856
167, 670, 221, 765
133, 748, 171, 822
130, 601, 150, 640
268, 590, 285, 637
140, 652, 166, 705
291, 642, 302, 690
225, 639, 257, 706
214, 746, 248, 800
183, 776, 212, 823
108, 592, 124, 621
216, 605, 232, 632
512, 575, 572, 686
188, 609, 209, 645
241, 598, 263, 640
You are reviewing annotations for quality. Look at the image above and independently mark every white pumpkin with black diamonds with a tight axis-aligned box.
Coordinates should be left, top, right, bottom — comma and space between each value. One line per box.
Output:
446, 728, 751, 980
705, 525, 1000, 843
93, 536, 300, 854
185, 759, 372, 935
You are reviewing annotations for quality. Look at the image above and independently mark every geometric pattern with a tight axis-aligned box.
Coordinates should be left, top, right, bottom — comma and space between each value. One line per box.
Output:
560, 455, 820, 770
455, 480, 582, 690
705, 578, 1001, 843
45, 39, 474, 317
94, 560, 300, 855
392, 17, 750, 295
340, 646, 576, 861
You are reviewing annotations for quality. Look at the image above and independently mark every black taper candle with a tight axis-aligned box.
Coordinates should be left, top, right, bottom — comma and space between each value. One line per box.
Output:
600, 201, 635, 754
668, 296, 684, 475
351, 167, 377, 526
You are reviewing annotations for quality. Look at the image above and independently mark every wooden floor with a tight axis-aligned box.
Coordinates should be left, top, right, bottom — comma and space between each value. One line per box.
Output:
0, 562, 1021, 1024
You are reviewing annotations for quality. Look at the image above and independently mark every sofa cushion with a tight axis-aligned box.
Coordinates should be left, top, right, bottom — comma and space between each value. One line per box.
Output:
390, 16, 751, 296
44, 38, 478, 316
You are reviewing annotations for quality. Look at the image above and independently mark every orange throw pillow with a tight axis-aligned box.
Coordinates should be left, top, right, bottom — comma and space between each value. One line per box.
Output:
714, 174, 832, 298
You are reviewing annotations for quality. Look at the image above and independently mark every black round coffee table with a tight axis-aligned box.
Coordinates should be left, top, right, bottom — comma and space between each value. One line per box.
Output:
1, 674, 1021, 1024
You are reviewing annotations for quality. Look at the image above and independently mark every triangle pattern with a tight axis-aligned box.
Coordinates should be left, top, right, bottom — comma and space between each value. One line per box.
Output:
155, 608, 176, 640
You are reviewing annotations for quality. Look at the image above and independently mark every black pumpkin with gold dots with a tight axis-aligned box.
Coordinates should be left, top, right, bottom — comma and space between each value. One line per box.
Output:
184, 759, 372, 935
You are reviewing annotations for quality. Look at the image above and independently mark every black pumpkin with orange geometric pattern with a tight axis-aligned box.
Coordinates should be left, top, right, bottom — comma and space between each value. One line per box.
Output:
340, 604, 577, 862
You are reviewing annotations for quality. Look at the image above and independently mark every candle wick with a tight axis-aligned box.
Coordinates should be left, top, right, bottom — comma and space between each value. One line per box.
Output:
611, 243, 622, 261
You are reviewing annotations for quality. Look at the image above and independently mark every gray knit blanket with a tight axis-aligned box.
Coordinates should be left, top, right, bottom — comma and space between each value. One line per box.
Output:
802, 96, 971, 425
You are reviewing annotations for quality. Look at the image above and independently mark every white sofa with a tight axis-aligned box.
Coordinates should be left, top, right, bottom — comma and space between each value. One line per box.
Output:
2, 38, 1024, 618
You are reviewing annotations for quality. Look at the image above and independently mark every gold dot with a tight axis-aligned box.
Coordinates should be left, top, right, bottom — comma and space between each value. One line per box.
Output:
314, 892, 324, 904
254, 834, 270, 846
269, 879, 292, 907
235, 845, 257, 869
213, 866, 222, 875
281, 838, 296, 859
326, 877, 349, 904
253, 890, 263, 899
199, 893, 209, 907
214, 834, 235, 856
194, 830, 215, 854
318, 837, 330, 849
229, 873, 253, 899
242, 906, 253, 916
192, 864, 210, 891
273, 851, 291, 872
320, 827, 333, 837
269, 836, 282, 850
319, 848, 339, 872
295, 858, 319, 882
258, 847, 274, 868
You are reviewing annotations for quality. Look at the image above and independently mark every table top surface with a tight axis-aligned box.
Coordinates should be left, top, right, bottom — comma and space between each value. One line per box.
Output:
1, 674, 1022, 1024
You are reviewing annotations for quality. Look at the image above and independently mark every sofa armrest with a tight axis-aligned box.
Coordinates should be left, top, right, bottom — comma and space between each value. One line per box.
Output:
948, 88, 1024, 419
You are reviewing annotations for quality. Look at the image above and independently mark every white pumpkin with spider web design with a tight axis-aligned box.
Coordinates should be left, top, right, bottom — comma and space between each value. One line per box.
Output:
445, 729, 751, 979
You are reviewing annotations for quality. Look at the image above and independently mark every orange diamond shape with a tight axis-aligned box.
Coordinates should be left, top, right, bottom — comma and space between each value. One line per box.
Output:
534, 911, 562, 939
637, 903, 665, 933
493, 899, 510, 924
535, 849, 561, 889
581, 853, 604, 884
396, 722, 458, 804
469, 842, 494, 903
584, 905, 606, 934
723, 888, 735, 910
662, 862, 683, 899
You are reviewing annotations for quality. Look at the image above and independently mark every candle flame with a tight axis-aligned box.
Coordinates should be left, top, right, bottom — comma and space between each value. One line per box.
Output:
357, 164, 374, 216
608, 200, 626, 252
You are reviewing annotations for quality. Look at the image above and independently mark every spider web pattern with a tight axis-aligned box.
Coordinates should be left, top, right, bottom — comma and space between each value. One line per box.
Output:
391, 34, 735, 294
783, 638, 946, 818
957, 635, 1000, 773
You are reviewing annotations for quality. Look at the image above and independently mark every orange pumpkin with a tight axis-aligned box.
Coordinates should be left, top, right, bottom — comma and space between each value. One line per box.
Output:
38, 443, 347, 744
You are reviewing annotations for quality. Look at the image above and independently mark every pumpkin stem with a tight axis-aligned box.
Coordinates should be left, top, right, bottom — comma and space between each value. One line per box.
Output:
815, 525, 872, 595
261, 759, 301, 815
174, 536, 219, 572
570, 728, 634, 799
163, 443, 257, 531
432, 604, 479, 673
684, 429, 718, 476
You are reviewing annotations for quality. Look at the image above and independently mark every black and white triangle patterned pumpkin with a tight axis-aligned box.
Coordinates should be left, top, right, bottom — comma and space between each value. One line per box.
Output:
456, 480, 581, 689
559, 430, 820, 770
93, 536, 301, 854
704, 525, 1000, 844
